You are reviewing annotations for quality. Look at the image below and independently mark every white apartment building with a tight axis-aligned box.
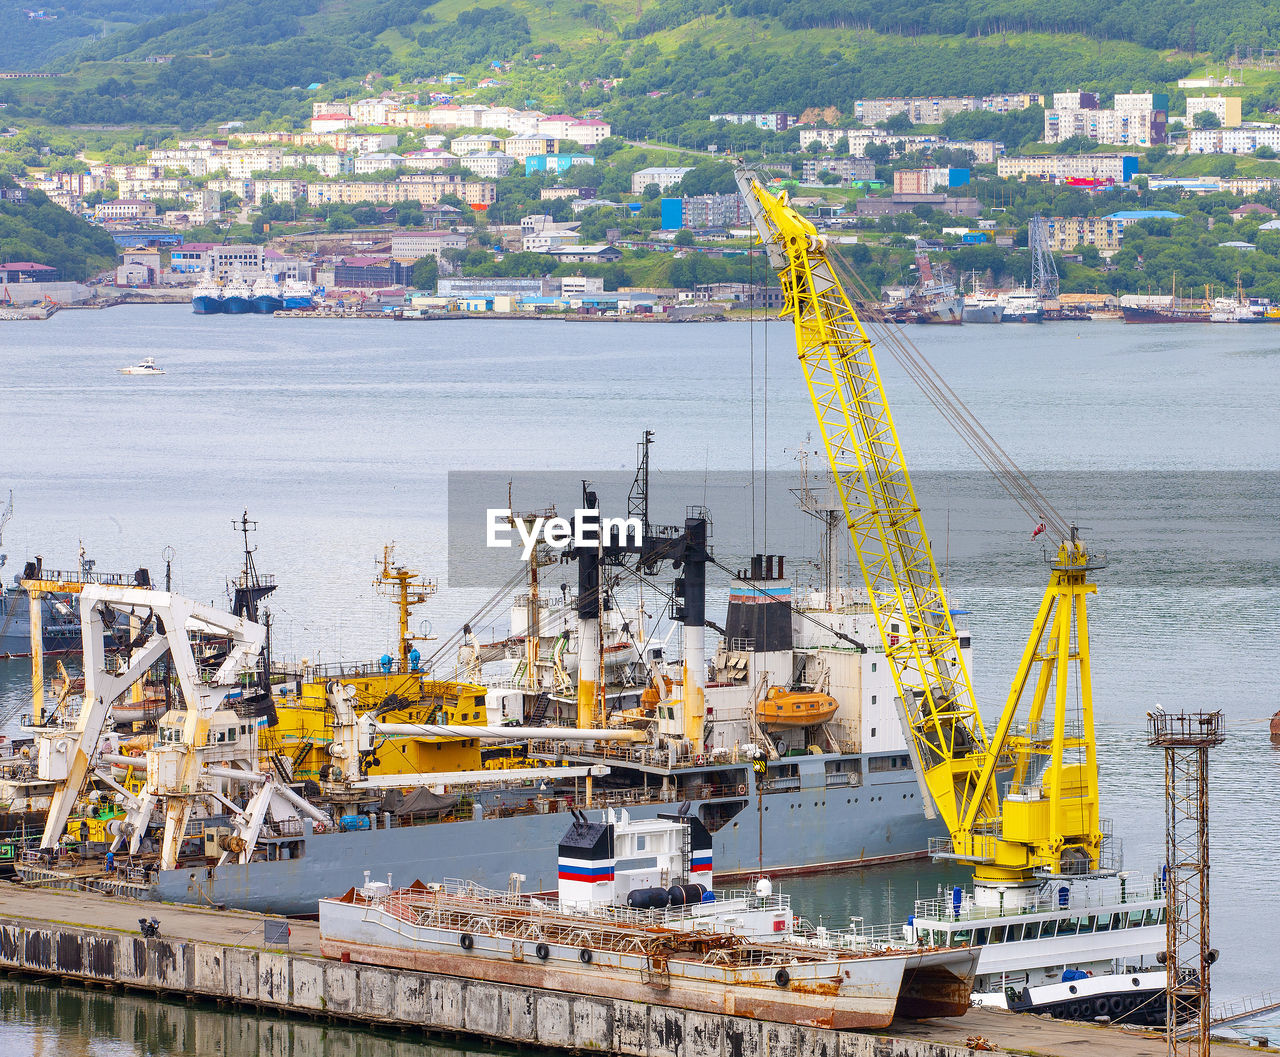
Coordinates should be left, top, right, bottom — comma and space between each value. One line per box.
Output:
503, 133, 558, 160
1184, 95, 1243, 127
537, 117, 610, 145
451, 133, 502, 155
1188, 126, 1280, 154
281, 153, 354, 177
631, 166, 692, 193
350, 98, 399, 124
996, 154, 1137, 181
390, 231, 468, 260
353, 152, 406, 174
401, 150, 458, 170
461, 151, 516, 178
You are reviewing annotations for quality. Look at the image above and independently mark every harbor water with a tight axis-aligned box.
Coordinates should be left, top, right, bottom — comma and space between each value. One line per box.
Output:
0, 307, 1278, 1045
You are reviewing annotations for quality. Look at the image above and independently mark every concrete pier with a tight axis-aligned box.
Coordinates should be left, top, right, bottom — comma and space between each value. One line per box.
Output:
0, 887, 1258, 1056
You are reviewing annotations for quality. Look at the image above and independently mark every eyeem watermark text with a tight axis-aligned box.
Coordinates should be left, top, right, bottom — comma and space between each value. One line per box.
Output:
486, 508, 643, 560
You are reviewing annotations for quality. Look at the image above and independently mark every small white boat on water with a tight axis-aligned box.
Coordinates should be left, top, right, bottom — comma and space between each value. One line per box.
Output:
118, 358, 165, 376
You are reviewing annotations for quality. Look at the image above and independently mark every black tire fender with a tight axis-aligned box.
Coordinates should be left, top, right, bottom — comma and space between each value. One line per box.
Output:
536, 942, 551, 961
775, 968, 790, 987
579, 948, 593, 964
459, 933, 474, 950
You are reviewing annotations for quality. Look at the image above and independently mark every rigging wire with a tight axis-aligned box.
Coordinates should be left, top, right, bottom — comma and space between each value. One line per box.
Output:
823, 248, 1073, 544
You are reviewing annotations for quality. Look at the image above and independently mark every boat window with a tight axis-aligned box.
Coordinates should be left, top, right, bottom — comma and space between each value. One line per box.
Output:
1158, 908, 1167, 923
1143, 908, 1160, 926
953, 929, 972, 944
974, 928, 988, 945
1006, 923, 1023, 942
989, 925, 1006, 943
228, 728, 236, 742
1095, 913, 1112, 933
1056, 917, 1078, 936
1111, 912, 1125, 930
1022, 921, 1040, 941
636, 836, 646, 851
871, 663, 876, 672
1079, 915, 1096, 934
1127, 910, 1145, 928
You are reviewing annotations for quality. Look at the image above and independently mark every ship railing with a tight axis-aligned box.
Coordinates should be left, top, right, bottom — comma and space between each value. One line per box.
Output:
911, 880, 1162, 923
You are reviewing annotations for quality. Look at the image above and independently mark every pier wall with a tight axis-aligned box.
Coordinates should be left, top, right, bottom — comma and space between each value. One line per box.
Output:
0, 917, 977, 1057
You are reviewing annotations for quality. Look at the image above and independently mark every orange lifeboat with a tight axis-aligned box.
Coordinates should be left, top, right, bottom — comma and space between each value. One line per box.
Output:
756, 688, 838, 729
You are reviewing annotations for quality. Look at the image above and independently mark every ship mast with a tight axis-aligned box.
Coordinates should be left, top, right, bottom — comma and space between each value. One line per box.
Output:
374, 544, 436, 669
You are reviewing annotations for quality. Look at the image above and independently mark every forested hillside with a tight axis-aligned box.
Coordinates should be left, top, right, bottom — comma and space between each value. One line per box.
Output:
0, 178, 118, 280
0, 0, 1267, 133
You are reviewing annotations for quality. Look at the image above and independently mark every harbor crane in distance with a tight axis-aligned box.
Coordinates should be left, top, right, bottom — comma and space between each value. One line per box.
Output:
733, 168, 1106, 906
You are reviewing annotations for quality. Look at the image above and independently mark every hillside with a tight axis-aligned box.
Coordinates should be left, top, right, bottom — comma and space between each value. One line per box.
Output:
0, 178, 118, 280
0, 0, 1267, 133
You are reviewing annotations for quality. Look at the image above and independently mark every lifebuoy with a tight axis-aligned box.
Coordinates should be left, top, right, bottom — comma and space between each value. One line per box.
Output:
737, 784, 747, 795
579, 948, 593, 964
775, 969, 790, 987
536, 942, 550, 961
459, 933, 474, 950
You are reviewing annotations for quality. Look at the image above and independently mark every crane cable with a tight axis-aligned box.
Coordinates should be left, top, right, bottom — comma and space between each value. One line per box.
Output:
821, 247, 1073, 545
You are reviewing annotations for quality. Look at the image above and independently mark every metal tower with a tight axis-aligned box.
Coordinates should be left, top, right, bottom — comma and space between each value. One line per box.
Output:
1029, 215, 1060, 300
1147, 710, 1224, 1057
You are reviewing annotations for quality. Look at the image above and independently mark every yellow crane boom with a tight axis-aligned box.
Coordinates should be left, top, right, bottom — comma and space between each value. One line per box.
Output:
734, 169, 1102, 887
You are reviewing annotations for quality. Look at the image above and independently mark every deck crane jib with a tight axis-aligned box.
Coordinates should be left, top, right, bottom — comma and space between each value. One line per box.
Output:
733, 167, 1105, 904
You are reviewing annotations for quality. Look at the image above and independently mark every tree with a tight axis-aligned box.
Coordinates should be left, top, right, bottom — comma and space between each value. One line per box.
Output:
412, 256, 439, 290
1192, 111, 1221, 130
674, 228, 695, 246
1257, 145, 1278, 159
880, 112, 913, 134
818, 170, 841, 185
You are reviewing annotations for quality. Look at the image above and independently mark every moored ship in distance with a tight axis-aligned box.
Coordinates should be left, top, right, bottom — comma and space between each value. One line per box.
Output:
220, 272, 254, 314
281, 278, 316, 311
998, 288, 1044, 323
251, 275, 284, 314
318, 808, 980, 1030
191, 274, 223, 315
882, 261, 963, 324
961, 275, 1004, 323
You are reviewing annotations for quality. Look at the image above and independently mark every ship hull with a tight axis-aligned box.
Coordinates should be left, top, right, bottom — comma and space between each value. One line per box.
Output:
1002, 309, 1043, 323
133, 762, 940, 915
918, 295, 963, 324
222, 296, 253, 315
191, 296, 223, 315
283, 296, 314, 310
0, 590, 82, 657
252, 295, 284, 314
1122, 306, 1211, 323
961, 304, 1004, 323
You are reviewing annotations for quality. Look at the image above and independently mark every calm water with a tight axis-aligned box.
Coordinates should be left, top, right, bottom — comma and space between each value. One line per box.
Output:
0, 306, 1278, 1044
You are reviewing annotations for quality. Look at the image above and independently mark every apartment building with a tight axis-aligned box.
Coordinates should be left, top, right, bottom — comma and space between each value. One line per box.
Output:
1045, 216, 1124, 252
1184, 95, 1243, 127
631, 167, 693, 193
800, 156, 876, 183
996, 154, 1139, 182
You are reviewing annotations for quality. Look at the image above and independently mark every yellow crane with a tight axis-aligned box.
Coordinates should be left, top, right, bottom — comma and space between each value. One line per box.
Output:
734, 169, 1103, 893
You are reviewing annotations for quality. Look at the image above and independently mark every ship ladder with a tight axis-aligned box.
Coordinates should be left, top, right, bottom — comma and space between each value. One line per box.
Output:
529, 692, 552, 727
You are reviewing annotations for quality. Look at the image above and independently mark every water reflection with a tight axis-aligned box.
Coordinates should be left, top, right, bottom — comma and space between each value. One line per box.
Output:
0, 975, 528, 1057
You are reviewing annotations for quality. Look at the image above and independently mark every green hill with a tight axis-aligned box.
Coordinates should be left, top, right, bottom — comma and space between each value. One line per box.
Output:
0, 178, 118, 280
0, 0, 1266, 134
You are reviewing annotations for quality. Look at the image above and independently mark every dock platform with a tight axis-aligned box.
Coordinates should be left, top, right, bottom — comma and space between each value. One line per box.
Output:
0, 885, 1265, 1056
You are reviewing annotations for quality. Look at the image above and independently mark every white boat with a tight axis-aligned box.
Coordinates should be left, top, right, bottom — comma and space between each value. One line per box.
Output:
962, 273, 1005, 323
320, 808, 981, 1029
118, 358, 165, 376
999, 288, 1044, 323
1209, 296, 1267, 323
904, 869, 1177, 1025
